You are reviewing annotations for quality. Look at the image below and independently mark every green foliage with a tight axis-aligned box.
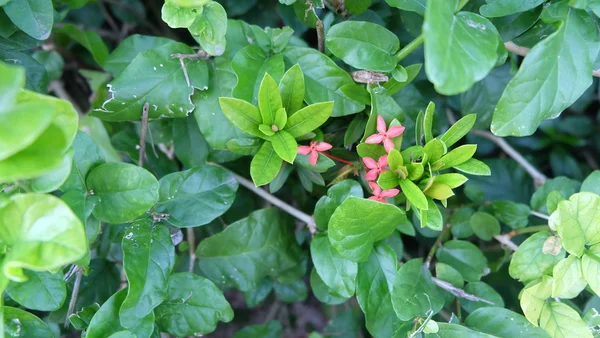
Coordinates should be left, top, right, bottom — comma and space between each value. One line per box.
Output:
2, 0, 600, 337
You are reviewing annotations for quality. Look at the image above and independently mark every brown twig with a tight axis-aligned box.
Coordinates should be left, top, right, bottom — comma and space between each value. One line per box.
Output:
316, 20, 325, 53
65, 268, 83, 328
138, 102, 150, 167
432, 277, 495, 305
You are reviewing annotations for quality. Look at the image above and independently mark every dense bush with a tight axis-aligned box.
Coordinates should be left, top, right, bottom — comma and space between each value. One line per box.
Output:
1, 0, 600, 337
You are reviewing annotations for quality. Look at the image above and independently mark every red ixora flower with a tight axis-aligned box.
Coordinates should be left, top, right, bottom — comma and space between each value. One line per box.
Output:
368, 182, 399, 203
298, 141, 332, 166
365, 115, 405, 152
362, 155, 388, 181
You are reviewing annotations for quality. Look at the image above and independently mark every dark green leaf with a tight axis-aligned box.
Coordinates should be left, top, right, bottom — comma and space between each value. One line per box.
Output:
232, 45, 284, 103
3, 0, 53, 40
465, 307, 549, 338
55, 24, 109, 66
436, 240, 488, 282
233, 321, 283, 338
310, 234, 357, 298
314, 180, 364, 230
470, 212, 501, 241
2, 307, 54, 337
310, 268, 349, 305
6, 270, 66, 311
480, 0, 545, 17
491, 201, 531, 229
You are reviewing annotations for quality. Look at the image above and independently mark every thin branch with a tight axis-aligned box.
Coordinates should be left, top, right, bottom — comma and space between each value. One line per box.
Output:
187, 228, 197, 273
470, 129, 547, 187
226, 169, 316, 234
138, 102, 150, 167
493, 234, 519, 251
432, 277, 495, 305
425, 224, 450, 268
504, 41, 600, 78
49, 81, 83, 116
530, 210, 550, 220
316, 20, 325, 53
65, 268, 83, 328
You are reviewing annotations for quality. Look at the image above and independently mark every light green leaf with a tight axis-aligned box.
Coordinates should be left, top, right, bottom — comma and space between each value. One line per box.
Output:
258, 73, 283, 126
436, 240, 488, 282
434, 173, 468, 189
509, 231, 565, 282
155, 165, 237, 227
93, 41, 208, 121
491, 6, 600, 136
279, 64, 305, 115
424, 0, 500, 95
161, 1, 203, 28
432, 144, 477, 171
2, 306, 54, 337
0, 103, 54, 161
30, 148, 74, 193
552, 255, 587, 299
250, 141, 283, 186
120, 221, 175, 328
232, 45, 285, 103
155, 272, 233, 336
285, 101, 334, 138
582, 244, 600, 296
521, 276, 553, 325
6, 270, 66, 311
0, 193, 87, 282
196, 208, 302, 291
415, 198, 443, 231
480, 0, 545, 17
283, 47, 365, 116
86, 163, 159, 224
0, 61, 24, 109
326, 21, 399, 72
310, 234, 357, 298
391, 258, 444, 321
218, 96, 264, 139
399, 179, 429, 210
271, 130, 298, 163
440, 114, 476, 148
188, 1, 227, 55
470, 212, 501, 241
314, 180, 364, 231
328, 196, 407, 262
3, 0, 53, 40
465, 307, 550, 338
423, 101, 435, 144
357, 243, 412, 338
454, 158, 491, 176
539, 302, 592, 338
86, 289, 155, 338
549, 192, 600, 256
55, 24, 109, 66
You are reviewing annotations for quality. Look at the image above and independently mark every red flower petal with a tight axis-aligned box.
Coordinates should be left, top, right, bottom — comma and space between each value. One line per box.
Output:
365, 134, 384, 144
387, 126, 405, 138
368, 182, 381, 195
314, 142, 332, 152
298, 146, 312, 155
362, 157, 378, 169
383, 138, 395, 152
309, 150, 319, 166
380, 189, 400, 198
378, 154, 388, 167
376, 115, 387, 134
365, 169, 379, 181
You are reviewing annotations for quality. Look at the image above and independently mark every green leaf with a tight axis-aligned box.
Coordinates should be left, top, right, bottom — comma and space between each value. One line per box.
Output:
357, 243, 412, 338
258, 73, 283, 126
424, 0, 500, 95
188, 1, 227, 55
196, 208, 302, 291
283, 47, 365, 116
172, 116, 209, 167
461, 282, 504, 313
232, 45, 284, 103
314, 180, 364, 230
0, 102, 54, 161
581, 171, 600, 195
461, 64, 512, 129
55, 24, 109, 66
383, 63, 423, 96
391, 258, 444, 321
424, 323, 496, 337
326, 21, 399, 72
310, 268, 349, 305
509, 231, 565, 282
434, 173, 468, 189
3, 0, 53, 40
155, 165, 238, 227
161, 1, 203, 28
310, 234, 357, 298
432, 144, 477, 171
491, 6, 600, 136
531, 177, 581, 213
86, 289, 155, 338
551, 255, 586, 299
86, 163, 159, 224
30, 148, 74, 193
0, 193, 87, 281
93, 41, 209, 121
378, 171, 399, 190
279, 64, 305, 115
0, 50, 48, 92
399, 179, 429, 210
102, 35, 173, 76
2, 306, 54, 337
6, 270, 66, 311
416, 198, 444, 231
233, 321, 283, 338
465, 307, 550, 338
450, 208, 475, 238
250, 141, 283, 186
436, 240, 488, 282
273, 279, 307, 303
440, 114, 476, 148
0, 61, 24, 109
520, 275, 553, 326
539, 302, 592, 338
271, 130, 298, 163
120, 221, 175, 328
491, 201, 531, 229
218, 97, 264, 138
470, 212, 501, 241
328, 196, 407, 262
423, 102, 435, 144
454, 158, 491, 176
436, 262, 464, 288
549, 192, 600, 256
227, 138, 262, 155
155, 272, 233, 336
385, 0, 426, 15
480, 0, 545, 17
284, 101, 334, 138
582, 244, 600, 296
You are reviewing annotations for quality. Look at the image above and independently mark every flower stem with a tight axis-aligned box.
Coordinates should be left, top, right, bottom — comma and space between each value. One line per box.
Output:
395, 33, 424, 62
323, 152, 354, 165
